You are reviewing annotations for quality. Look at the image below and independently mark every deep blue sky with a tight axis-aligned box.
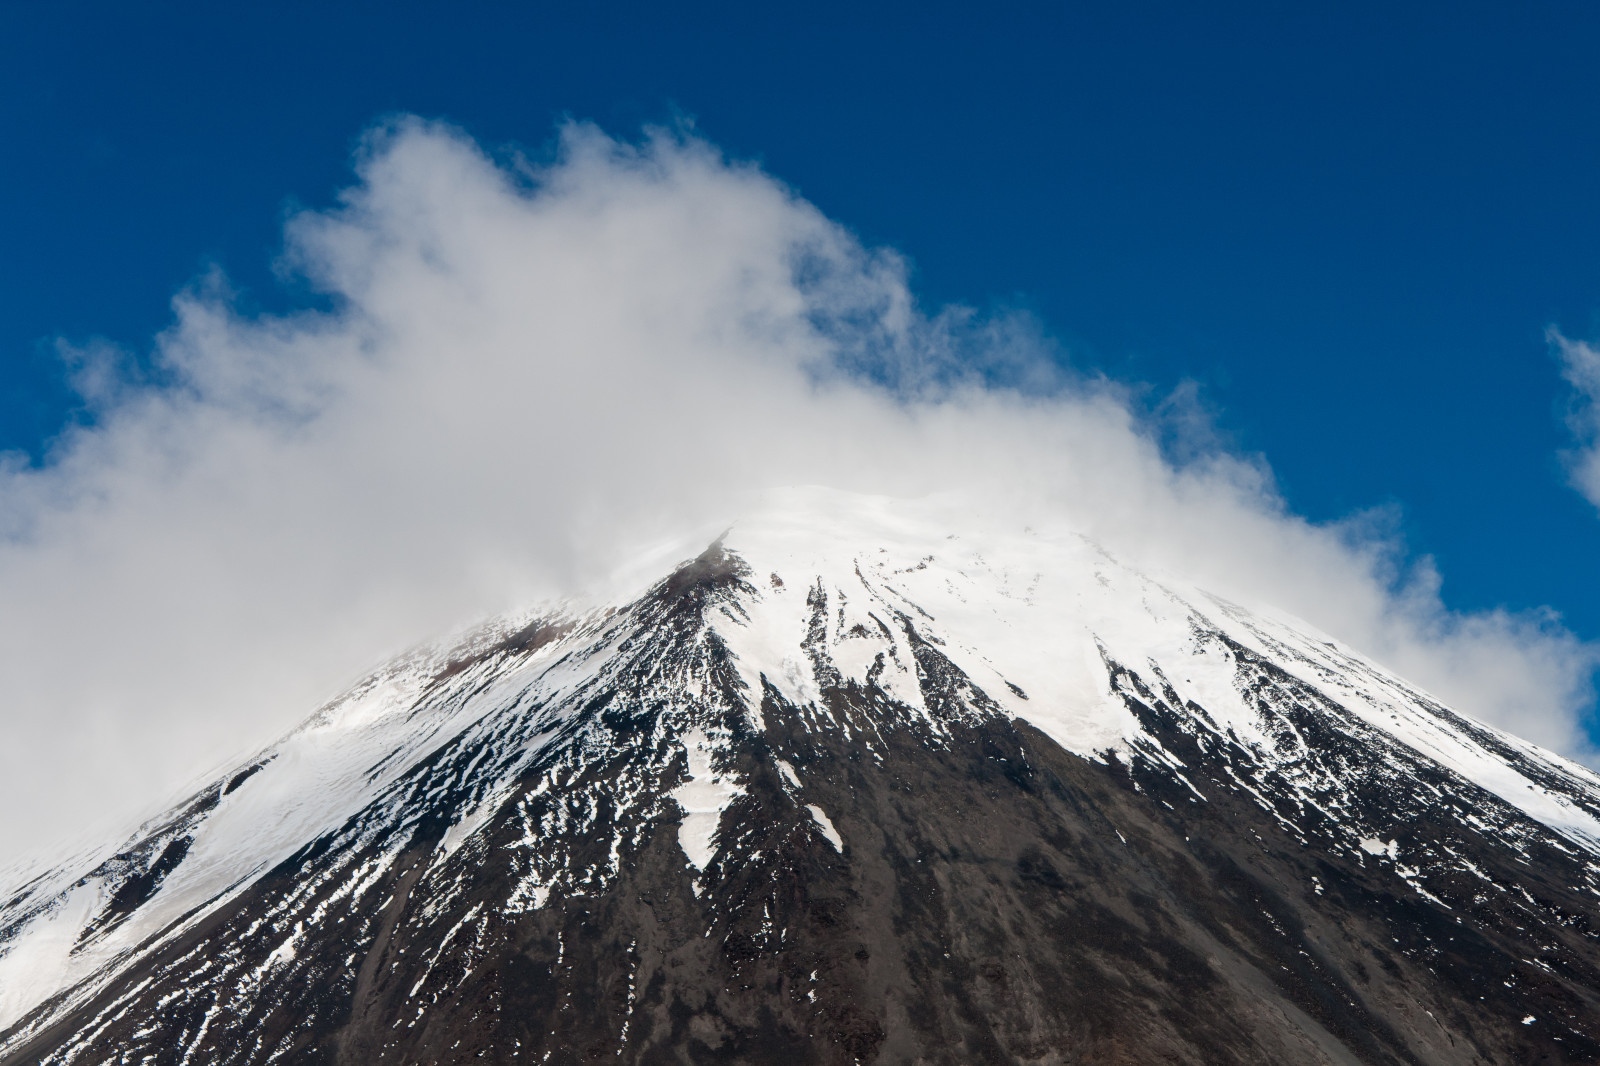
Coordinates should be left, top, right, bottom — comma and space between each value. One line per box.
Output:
5, 2, 1600, 637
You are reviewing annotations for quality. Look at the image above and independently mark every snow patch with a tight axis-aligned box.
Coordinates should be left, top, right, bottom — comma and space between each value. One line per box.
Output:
669, 728, 744, 871
0, 879, 104, 1030
805, 805, 843, 851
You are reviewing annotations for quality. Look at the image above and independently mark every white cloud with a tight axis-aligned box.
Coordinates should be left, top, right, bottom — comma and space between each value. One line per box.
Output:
1, 118, 1594, 865
1552, 327, 1600, 511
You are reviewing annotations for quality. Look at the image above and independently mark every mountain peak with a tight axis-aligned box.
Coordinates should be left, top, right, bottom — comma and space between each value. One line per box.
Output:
4, 490, 1599, 1063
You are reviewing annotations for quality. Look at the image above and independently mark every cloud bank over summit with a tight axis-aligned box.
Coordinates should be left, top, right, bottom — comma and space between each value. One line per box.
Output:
0, 119, 1592, 863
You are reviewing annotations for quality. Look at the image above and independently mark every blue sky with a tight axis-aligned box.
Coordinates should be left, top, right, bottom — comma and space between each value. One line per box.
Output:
4, 6, 1600, 672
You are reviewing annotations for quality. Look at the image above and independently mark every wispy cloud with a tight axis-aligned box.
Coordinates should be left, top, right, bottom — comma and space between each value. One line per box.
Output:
1, 118, 1593, 863
1552, 327, 1600, 511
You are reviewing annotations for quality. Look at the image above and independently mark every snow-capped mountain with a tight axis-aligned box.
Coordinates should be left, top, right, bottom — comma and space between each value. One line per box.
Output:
3, 488, 1599, 1064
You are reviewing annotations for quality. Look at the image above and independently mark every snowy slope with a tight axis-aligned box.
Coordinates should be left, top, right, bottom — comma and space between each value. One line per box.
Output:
0, 605, 610, 1034
3, 487, 1599, 1064
713, 488, 1600, 851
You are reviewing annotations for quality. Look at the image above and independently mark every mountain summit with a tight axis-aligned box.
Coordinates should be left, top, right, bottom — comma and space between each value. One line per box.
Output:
3, 489, 1599, 1064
